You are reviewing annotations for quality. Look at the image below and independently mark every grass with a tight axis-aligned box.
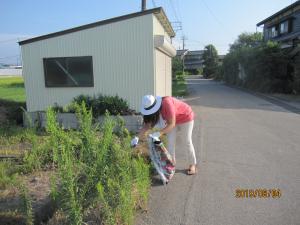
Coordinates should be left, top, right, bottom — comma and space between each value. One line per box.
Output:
172, 79, 188, 97
0, 77, 25, 102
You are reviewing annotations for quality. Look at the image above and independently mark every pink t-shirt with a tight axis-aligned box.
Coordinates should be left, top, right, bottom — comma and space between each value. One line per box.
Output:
161, 96, 194, 124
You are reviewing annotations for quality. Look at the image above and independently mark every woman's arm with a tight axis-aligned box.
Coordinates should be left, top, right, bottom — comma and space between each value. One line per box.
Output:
159, 117, 176, 135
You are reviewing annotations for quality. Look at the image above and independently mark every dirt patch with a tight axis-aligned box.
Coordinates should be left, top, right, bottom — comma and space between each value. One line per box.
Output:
0, 170, 56, 225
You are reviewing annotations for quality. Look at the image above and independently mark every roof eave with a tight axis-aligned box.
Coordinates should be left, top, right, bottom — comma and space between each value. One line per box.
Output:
153, 8, 175, 38
257, 0, 300, 26
19, 7, 175, 45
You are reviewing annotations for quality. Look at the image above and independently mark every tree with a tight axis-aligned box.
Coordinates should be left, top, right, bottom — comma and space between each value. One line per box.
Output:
229, 32, 263, 52
203, 44, 219, 78
172, 57, 183, 79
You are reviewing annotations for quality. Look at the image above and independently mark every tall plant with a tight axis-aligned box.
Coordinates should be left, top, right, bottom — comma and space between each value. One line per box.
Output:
203, 44, 219, 78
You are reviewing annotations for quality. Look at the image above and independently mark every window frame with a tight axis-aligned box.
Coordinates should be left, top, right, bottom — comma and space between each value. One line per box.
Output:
279, 20, 289, 34
270, 26, 279, 38
43, 56, 94, 88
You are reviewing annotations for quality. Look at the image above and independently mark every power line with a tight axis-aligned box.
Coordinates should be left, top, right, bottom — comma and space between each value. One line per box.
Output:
200, 0, 224, 28
169, 0, 180, 22
151, 0, 157, 8
174, 0, 183, 22
189, 39, 229, 46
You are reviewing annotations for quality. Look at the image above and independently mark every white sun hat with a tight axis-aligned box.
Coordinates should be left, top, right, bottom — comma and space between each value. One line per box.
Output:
140, 95, 162, 115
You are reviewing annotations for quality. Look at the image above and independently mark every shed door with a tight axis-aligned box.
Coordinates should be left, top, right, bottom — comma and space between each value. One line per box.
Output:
155, 50, 172, 96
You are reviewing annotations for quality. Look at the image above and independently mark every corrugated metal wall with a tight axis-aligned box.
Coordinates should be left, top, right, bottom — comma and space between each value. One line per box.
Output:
153, 15, 172, 97
154, 50, 172, 97
22, 14, 154, 112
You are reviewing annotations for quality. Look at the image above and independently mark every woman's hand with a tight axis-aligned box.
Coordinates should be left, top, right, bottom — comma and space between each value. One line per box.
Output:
130, 136, 139, 147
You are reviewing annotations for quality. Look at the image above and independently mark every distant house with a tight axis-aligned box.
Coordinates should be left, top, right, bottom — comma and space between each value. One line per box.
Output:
19, 7, 176, 112
257, 1, 300, 86
176, 50, 204, 72
257, 0, 300, 48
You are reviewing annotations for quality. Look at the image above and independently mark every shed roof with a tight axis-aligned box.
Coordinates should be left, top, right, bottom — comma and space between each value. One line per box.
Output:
257, 0, 300, 26
19, 7, 175, 45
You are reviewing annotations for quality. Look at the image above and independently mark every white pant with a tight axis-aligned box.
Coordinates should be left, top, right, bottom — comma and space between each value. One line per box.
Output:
167, 120, 197, 165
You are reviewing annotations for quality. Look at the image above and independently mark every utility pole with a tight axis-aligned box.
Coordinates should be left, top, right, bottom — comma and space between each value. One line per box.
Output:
181, 35, 187, 50
141, 0, 146, 11
181, 50, 189, 75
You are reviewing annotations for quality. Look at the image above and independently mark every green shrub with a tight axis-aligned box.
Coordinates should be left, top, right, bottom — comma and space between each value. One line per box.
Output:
292, 54, 300, 94
220, 41, 293, 93
172, 57, 183, 79
67, 94, 135, 117
0, 99, 26, 125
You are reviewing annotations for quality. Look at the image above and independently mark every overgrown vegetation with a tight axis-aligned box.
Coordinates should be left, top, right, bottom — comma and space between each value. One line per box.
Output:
20, 184, 34, 225
217, 32, 300, 94
47, 103, 150, 224
0, 102, 150, 225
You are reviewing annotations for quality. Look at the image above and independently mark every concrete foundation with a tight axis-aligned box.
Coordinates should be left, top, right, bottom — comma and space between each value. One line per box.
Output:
23, 112, 143, 133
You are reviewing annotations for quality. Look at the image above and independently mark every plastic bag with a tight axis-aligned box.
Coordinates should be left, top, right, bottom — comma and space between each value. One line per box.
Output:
148, 135, 175, 185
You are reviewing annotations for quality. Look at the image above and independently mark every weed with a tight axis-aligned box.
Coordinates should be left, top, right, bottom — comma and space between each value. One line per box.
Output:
132, 156, 150, 209
50, 174, 58, 201
19, 184, 34, 225
0, 161, 17, 189
46, 107, 83, 224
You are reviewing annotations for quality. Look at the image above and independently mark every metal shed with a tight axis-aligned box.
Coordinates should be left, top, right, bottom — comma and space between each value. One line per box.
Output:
19, 7, 176, 112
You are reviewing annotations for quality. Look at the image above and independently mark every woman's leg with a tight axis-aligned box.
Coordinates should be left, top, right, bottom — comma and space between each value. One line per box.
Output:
167, 126, 177, 164
178, 120, 197, 170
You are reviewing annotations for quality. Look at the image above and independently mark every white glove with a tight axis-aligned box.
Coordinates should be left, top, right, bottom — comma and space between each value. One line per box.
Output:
131, 136, 139, 147
149, 132, 161, 141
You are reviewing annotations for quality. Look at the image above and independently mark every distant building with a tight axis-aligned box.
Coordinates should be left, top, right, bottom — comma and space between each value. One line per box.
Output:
176, 50, 204, 72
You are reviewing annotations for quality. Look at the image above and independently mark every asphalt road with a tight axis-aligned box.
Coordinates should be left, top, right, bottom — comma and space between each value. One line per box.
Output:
135, 78, 300, 225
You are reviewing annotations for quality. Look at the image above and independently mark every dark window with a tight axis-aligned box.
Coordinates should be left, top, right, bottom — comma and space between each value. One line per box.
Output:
43, 56, 94, 87
270, 26, 279, 38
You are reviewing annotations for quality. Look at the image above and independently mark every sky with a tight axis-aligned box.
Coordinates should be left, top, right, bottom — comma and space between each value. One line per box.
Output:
0, 0, 297, 65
